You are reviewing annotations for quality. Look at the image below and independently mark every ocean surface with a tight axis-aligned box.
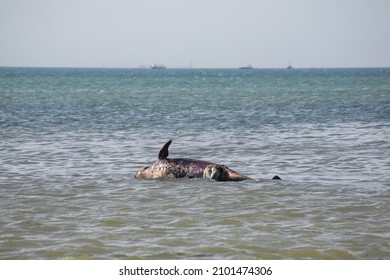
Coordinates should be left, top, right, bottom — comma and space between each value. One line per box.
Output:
0, 67, 389, 259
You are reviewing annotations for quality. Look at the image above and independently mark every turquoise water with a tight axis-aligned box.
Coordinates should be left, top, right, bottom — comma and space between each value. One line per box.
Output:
1, 67, 390, 259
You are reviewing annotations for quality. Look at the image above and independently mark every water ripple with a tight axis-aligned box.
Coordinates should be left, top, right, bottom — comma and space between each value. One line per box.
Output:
1, 68, 389, 259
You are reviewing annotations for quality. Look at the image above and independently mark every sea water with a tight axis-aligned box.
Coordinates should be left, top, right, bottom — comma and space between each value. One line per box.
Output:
0, 67, 389, 259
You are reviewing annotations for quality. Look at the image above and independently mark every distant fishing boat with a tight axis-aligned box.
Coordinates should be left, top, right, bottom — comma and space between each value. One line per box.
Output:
286, 60, 293, 69
150, 64, 166, 69
239, 64, 254, 70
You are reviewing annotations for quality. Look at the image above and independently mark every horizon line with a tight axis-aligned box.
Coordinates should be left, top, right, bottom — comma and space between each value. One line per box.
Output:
1, 65, 390, 70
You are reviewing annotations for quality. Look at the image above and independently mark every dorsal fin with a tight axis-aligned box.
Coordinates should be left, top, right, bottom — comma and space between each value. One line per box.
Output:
158, 140, 172, 160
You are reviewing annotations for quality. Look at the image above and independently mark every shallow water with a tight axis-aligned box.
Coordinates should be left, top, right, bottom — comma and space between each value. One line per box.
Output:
1, 68, 389, 259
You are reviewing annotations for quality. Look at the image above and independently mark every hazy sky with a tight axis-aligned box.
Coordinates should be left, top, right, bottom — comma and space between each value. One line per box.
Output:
1, 0, 389, 68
